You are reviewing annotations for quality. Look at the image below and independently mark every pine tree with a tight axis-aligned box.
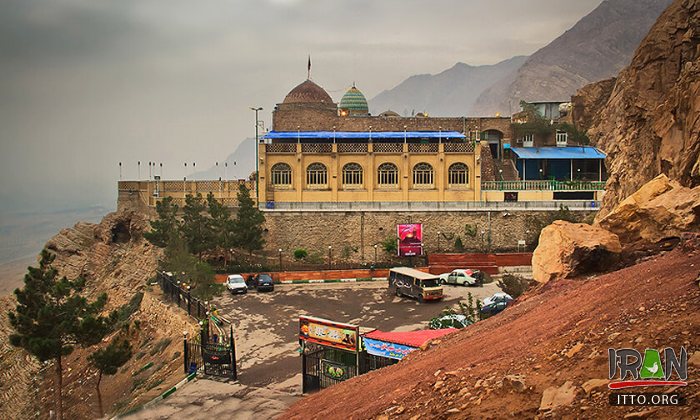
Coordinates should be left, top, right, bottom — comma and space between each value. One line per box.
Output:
233, 184, 265, 255
9, 250, 111, 420
206, 192, 235, 266
181, 193, 214, 259
144, 196, 180, 247
89, 337, 132, 417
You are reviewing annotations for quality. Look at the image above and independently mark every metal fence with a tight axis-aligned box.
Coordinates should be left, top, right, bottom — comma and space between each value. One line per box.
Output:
157, 271, 209, 321
482, 180, 606, 191
263, 200, 601, 211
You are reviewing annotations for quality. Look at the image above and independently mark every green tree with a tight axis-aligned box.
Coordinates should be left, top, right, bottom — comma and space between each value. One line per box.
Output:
89, 337, 132, 417
9, 250, 111, 420
161, 236, 218, 300
206, 193, 235, 266
454, 236, 465, 252
233, 184, 265, 255
381, 236, 397, 255
181, 193, 214, 259
144, 197, 180, 247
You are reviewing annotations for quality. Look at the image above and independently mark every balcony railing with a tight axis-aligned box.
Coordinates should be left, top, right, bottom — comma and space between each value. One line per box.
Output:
337, 143, 368, 153
408, 143, 439, 153
301, 143, 332, 153
444, 142, 475, 153
482, 180, 606, 191
373, 143, 403, 153
266, 143, 296, 153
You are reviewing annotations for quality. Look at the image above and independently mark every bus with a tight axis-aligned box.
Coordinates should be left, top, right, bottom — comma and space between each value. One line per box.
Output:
388, 267, 443, 303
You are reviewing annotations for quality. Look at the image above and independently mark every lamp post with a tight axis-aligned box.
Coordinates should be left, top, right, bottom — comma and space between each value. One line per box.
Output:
251, 107, 263, 205
373, 244, 378, 263
118, 162, 122, 180
278, 248, 283, 271
328, 245, 332, 269
137, 161, 141, 180
437, 231, 441, 252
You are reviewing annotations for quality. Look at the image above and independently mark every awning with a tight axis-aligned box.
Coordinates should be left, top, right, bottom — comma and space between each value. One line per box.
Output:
262, 130, 466, 140
363, 329, 456, 360
510, 146, 606, 160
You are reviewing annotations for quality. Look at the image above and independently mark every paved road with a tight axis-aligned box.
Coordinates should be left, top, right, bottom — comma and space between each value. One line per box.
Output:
130, 281, 502, 419
212, 281, 502, 389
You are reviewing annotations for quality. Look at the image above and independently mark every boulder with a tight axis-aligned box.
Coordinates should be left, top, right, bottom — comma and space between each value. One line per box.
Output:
597, 174, 700, 250
532, 221, 621, 283
539, 381, 577, 411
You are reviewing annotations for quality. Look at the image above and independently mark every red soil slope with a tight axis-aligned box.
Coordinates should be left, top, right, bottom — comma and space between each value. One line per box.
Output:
285, 243, 700, 419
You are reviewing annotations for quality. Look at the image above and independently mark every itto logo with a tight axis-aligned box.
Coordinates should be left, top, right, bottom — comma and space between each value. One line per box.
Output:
608, 347, 688, 389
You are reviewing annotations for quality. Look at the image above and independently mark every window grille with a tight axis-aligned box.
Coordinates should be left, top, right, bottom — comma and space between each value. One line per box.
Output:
306, 162, 328, 186
270, 163, 292, 187
377, 162, 398, 187
412, 162, 434, 186
342, 163, 363, 187
448, 163, 469, 185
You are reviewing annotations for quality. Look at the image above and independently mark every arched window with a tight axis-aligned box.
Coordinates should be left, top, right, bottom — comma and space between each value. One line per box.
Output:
342, 163, 363, 187
270, 163, 292, 187
448, 163, 469, 186
412, 162, 434, 186
377, 163, 398, 187
306, 162, 327, 187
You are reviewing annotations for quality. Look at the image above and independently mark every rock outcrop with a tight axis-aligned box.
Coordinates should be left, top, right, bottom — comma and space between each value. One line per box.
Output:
532, 221, 621, 283
588, 0, 700, 217
597, 174, 700, 250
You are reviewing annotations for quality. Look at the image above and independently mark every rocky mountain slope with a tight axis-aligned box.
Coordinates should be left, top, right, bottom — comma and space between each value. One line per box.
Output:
0, 210, 197, 419
368, 56, 528, 116
471, 0, 673, 116
586, 0, 700, 217
285, 237, 700, 419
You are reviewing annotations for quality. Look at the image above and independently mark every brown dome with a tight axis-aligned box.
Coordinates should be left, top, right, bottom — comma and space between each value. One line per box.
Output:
283, 79, 333, 104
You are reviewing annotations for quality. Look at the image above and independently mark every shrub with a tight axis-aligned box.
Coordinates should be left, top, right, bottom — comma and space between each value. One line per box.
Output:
381, 236, 397, 255
497, 274, 531, 299
293, 248, 308, 260
454, 236, 465, 252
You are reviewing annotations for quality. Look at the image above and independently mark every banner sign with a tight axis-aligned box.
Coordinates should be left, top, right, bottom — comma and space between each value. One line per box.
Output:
321, 359, 351, 381
299, 316, 359, 352
363, 337, 416, 360
397, 223, 423, 257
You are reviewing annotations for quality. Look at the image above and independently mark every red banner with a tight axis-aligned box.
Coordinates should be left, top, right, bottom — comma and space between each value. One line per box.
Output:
397, 223, 423, 257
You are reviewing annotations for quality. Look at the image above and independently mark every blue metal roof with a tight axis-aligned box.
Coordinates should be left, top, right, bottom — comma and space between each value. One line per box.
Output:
262, 130, 465, 140
511, 146, 606, 160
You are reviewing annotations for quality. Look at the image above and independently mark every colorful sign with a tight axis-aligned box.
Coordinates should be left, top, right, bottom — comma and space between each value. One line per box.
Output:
363, 337, 416, 360
397, 223, 423, 257
321, 359, 350, 381
299, 316, 359, 352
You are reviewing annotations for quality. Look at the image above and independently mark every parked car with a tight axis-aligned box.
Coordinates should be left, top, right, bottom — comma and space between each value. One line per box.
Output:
255, 273, 275, 292
480, 292, 513, 316
440, 269, 483, 286
226, 274, 248, 295
429, 314, 473, 329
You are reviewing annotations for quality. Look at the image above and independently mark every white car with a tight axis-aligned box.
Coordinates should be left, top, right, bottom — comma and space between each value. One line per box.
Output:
440, 269, 482, 286
226, 274, 248, 295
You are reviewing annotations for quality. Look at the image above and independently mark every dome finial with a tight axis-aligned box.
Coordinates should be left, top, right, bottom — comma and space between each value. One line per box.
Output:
307, 55, 311, 80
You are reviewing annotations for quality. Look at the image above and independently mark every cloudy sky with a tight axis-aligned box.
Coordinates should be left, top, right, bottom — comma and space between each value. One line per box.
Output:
0, 0, 603, 213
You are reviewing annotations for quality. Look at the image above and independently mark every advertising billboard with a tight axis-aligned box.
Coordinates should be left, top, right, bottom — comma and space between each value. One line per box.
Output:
299, 316, 359, 352
397, 223, 423, 257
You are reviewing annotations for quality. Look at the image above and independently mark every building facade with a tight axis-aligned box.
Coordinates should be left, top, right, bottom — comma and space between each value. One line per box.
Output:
258, 79, 514, 209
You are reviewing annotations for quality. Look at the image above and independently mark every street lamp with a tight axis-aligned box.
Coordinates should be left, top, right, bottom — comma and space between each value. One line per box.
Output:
437, 231, 441, 252
251, 106, 263, 205
373, 244, 378, 263
278, 248, 283, 271
328, 245, 332, 269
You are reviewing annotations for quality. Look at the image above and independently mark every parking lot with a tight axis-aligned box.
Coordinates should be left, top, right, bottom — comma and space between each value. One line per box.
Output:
212, 280, 502, 390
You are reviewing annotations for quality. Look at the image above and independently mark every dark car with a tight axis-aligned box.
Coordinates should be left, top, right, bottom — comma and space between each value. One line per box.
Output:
255, 273, 275, 292
480, 292, 513, 316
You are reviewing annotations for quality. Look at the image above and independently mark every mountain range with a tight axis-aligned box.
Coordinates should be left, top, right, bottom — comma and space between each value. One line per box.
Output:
370, 0, 674, 117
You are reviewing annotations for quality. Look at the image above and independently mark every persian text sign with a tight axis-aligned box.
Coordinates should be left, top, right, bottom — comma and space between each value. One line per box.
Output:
299, 316, 359, 352
363, 337, 416, 360
397, 223, 423, 257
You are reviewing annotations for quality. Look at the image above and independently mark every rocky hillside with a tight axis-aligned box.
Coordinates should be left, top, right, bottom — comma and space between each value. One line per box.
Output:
0, 210, 197, 419
285, 235, 700, 419
472, 0, 673, 116
586, 0, 700, 217
368, 56, 528, 116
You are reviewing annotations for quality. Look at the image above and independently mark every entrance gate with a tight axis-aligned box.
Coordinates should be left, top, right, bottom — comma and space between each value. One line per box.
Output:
302, 343, 358, 393
184, 326, 237, 380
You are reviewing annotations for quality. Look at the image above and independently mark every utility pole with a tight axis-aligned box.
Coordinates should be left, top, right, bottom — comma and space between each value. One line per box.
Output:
250, 107, 263, 207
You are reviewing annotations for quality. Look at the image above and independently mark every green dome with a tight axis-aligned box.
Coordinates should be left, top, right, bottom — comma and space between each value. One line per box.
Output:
339, 85, 369, 115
